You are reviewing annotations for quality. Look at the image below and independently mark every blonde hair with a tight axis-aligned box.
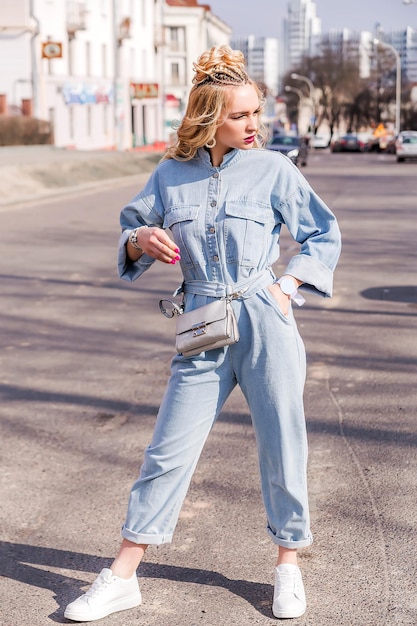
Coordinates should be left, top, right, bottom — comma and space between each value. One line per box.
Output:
164, 45, 267, 161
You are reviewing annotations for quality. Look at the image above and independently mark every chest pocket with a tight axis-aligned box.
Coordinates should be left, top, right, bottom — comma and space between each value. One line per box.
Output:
224, 201, 272, 266
163, 204, 201, 269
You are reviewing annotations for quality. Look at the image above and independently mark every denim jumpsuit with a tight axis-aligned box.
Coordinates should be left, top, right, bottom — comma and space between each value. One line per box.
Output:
117, 147, 341, 550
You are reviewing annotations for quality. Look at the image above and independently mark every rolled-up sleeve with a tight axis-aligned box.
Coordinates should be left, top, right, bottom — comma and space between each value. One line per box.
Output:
118, 169, 165, 282
278, 184, 342, 297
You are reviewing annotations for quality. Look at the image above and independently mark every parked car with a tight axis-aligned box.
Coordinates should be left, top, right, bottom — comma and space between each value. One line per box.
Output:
330, 133, 367, 153
310, 134, 330, 149
266, 134, 308, 166
368, 133, 395, 152
385, 135, 397, 154
395, 130, 417, 162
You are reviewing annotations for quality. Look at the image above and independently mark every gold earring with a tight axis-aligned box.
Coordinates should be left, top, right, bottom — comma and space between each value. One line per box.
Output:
205, 137, 216, 149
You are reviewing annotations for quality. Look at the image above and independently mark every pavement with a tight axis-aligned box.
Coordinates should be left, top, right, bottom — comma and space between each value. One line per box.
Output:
0, 145, 164, 206
0, 146, 417, 626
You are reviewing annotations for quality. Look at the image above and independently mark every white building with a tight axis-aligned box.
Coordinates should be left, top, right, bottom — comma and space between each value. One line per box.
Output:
314, 29, 374, 79
283, 0, 321, 73
231, 35, 280, 96
161, 0, 231, 142
376, 26, 417, 83
0, 0, 230, 150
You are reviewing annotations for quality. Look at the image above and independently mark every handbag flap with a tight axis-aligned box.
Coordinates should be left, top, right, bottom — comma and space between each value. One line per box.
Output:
176, 299, 227, 336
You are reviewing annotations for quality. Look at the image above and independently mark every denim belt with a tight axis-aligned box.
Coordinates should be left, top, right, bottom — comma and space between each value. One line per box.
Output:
179, 268, 276, 300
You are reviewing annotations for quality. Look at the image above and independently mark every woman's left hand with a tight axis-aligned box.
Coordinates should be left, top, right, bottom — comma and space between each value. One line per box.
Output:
267, 283, 291, 317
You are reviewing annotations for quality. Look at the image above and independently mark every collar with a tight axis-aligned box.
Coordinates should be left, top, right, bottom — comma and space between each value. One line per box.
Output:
197, 147, 244, 170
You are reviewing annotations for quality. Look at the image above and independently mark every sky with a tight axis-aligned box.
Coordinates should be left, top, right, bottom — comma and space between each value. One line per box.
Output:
207, 0, 417, 38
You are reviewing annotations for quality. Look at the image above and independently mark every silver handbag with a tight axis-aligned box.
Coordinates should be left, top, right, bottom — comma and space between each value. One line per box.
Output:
159, 297, 239, 357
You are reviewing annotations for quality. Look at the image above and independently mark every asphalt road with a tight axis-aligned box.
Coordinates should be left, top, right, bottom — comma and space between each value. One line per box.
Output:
0, 150, 416, 625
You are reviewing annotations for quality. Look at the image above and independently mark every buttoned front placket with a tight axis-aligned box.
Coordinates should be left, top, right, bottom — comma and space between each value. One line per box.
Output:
205, 169, 223, 283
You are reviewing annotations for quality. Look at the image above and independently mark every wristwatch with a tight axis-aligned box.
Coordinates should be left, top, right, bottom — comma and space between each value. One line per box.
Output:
277, 276, 306, 307
278, 276, 298, 296
128, 227, 145, 252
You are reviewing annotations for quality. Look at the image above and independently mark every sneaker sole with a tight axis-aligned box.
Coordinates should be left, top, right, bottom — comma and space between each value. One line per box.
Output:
64, 592, 142, 622
272, 605, 306, 619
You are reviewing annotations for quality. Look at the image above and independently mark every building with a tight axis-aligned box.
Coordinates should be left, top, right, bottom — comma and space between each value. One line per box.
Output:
283, 0, 321, 73
313, 29, 374, 79
375, 26, 417, 83
0, 0, 230, 150
161, 0, 231, 142
231, 35, 280, 96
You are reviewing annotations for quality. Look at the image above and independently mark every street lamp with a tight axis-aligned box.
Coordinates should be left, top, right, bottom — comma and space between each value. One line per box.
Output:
285, 85, 305, 132
290, 72, 316, 129
285, 85, 304, 100
373, 38, 401, 135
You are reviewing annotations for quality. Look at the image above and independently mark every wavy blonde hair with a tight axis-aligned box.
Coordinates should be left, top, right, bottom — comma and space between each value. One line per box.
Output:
164, 45, 267, 161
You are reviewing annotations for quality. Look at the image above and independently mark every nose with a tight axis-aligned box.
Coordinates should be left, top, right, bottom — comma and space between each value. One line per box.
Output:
247, 115, 257, 131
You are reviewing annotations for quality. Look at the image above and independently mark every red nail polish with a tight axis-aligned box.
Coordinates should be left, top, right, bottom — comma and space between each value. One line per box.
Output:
175, 255, 181, 261
170, 259, 176, 264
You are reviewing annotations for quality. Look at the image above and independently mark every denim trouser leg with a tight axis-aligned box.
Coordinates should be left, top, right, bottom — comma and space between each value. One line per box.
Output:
234, 291, 312, 549
122, 290, 312, 549
122, 350, 236, 545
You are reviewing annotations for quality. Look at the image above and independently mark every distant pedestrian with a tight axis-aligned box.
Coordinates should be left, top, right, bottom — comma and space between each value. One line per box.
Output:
64, 44, 341, 622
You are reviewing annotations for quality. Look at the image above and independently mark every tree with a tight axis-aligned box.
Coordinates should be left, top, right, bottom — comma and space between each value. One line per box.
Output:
282, 43, 413, 135
283, 47, 364, 136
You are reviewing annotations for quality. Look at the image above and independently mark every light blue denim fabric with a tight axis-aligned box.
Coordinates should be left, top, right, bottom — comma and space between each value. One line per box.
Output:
118, 147, 341, 549
118, 147, 341, 298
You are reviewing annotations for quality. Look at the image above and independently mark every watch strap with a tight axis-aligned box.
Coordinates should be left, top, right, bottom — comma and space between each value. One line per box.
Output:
128, 226, 147, 251
277, 277, 306, 307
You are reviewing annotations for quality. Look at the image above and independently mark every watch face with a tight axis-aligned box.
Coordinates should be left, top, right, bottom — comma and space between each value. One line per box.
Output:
280, 277, 297, 295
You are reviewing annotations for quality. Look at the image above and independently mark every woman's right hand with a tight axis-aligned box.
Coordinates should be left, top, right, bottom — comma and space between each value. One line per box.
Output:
127, 227, 181, 265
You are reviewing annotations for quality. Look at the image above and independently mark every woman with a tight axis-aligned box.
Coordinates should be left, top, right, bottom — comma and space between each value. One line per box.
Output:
65, 45, 341, 622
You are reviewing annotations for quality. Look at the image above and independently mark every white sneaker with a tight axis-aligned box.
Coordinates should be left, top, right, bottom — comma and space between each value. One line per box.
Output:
272, 564, 306, 619
64, 568, 142, 622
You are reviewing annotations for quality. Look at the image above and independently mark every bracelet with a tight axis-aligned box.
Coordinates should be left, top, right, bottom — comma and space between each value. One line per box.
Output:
128, 226, 147, 252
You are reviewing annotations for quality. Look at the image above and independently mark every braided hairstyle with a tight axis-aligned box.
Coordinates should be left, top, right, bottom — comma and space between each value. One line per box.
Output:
164, 45, 266, 161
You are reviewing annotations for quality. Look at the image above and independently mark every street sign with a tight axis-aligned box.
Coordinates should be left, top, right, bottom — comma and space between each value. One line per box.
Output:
42, 42, 63, 59
130, 83, 159, 99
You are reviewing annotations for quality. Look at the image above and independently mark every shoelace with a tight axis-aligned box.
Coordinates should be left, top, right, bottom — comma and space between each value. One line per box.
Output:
277, 570, 300, 595
85, 574, 113, 599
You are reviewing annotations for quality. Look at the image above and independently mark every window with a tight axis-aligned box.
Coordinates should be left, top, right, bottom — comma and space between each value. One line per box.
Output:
102, 43, 107, 77
169, 27, 185, 52
68, 38, 74, 75
171, 62, 180, 85
103, 103, 108, 134
171, 27, 179, 52
86, 41, 91, 76
69, 107, 74, 140
87, 105, 92, 136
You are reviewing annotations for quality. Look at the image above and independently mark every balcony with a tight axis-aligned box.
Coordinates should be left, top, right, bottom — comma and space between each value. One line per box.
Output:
117, 17, 131, 46
67, 1, 87, 37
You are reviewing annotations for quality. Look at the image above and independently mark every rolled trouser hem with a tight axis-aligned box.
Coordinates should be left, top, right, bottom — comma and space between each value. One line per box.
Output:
268, 530, 313, 550
122, 525, 173, 545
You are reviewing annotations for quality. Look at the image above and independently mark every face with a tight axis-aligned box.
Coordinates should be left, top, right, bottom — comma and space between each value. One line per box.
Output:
214, 84, 261, 157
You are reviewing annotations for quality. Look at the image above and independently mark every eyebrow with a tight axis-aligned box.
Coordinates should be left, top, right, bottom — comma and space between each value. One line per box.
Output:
230, 106, 261, 115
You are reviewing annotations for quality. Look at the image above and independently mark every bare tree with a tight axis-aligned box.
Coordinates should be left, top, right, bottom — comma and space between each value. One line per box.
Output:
282, 44, 413, 136
283, 45, 381, 135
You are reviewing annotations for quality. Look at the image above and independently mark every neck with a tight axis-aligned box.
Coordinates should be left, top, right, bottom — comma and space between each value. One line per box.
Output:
208, 146, 232, 167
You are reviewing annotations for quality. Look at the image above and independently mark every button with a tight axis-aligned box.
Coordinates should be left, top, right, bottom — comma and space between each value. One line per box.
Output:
213, 255, 219, 262
210, 200, 217, 207
213, 172, 219, 178
209, 227, 215, 233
